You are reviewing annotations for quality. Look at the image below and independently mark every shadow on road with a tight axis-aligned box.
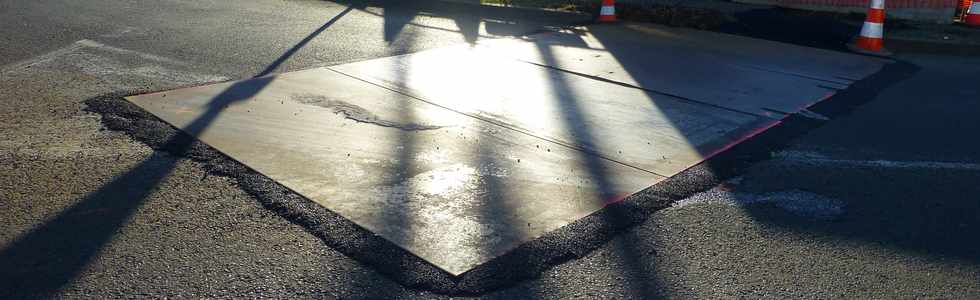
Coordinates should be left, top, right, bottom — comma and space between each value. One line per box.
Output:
533, 42, 666, 298
741, 161, 980, 265
680, 55, 980, 269
334, 0, 589, 44
732, 59, 980, 266
5, 1, 961, 297
0, 7, 353, 297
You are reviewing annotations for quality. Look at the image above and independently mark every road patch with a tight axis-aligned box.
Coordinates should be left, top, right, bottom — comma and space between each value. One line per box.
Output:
123, 23, 887, 278
125, 67, 666, 275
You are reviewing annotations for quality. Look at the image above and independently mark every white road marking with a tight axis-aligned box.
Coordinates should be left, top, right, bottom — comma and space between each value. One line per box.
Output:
99, 26, 148, 38
75, 39, 186, 66
797, 109, 829, 121
3, 39, 227, 88
668, 181, 845, 220
775, 150, 980, 171
0, 39, 228, 161
0, 42, 87, 72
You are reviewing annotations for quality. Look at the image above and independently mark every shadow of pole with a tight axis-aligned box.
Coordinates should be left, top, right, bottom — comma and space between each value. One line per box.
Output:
533, 43, 664, 297
0, 75, 272, 298
0, 7, 352, 297
256, 7, 354, 78
452, 13, 482, 44
348, 4, 499, 40
336, 0, 587, 45
473, 107, 527, 276
381, 1, 420, 43
375, 34, 416, 265
378, 0, 478, 44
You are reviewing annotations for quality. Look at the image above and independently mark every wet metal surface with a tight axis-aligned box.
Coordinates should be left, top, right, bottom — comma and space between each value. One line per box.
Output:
126, 68, 663, 275
471, 23, 888, 116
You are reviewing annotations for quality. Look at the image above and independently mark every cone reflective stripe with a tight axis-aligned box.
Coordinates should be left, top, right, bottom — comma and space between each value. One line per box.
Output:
966, 0, 980, 26
853, 0, 887, 53
960, 0, 973, 19
599, 0, 616, 22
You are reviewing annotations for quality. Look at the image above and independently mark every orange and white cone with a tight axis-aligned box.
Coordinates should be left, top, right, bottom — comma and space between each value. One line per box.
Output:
598, 0, 616, 23
965, 0, 980, 26
848, 0, 891, 56
959, 0, 973, 20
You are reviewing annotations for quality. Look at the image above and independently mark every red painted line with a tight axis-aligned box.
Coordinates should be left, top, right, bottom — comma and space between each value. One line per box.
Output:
604, 191, 637, 205
601, 90, 847, 206
783, 90, 838, 116
704, 119, 785, 163
605, 89, 844, 207
600, 118, 784, 207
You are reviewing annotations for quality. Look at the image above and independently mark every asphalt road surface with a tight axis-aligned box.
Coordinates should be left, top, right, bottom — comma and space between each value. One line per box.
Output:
2, 0, 979, 298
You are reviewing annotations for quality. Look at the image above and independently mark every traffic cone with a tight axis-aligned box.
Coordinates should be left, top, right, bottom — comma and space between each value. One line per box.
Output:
598, 0, 616, 23
965, 0, 980, 26
848, 0, 891, 56
959, 0, 972, 20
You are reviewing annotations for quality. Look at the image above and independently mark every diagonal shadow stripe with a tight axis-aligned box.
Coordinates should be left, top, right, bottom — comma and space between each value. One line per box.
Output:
0, 7, 352, 297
